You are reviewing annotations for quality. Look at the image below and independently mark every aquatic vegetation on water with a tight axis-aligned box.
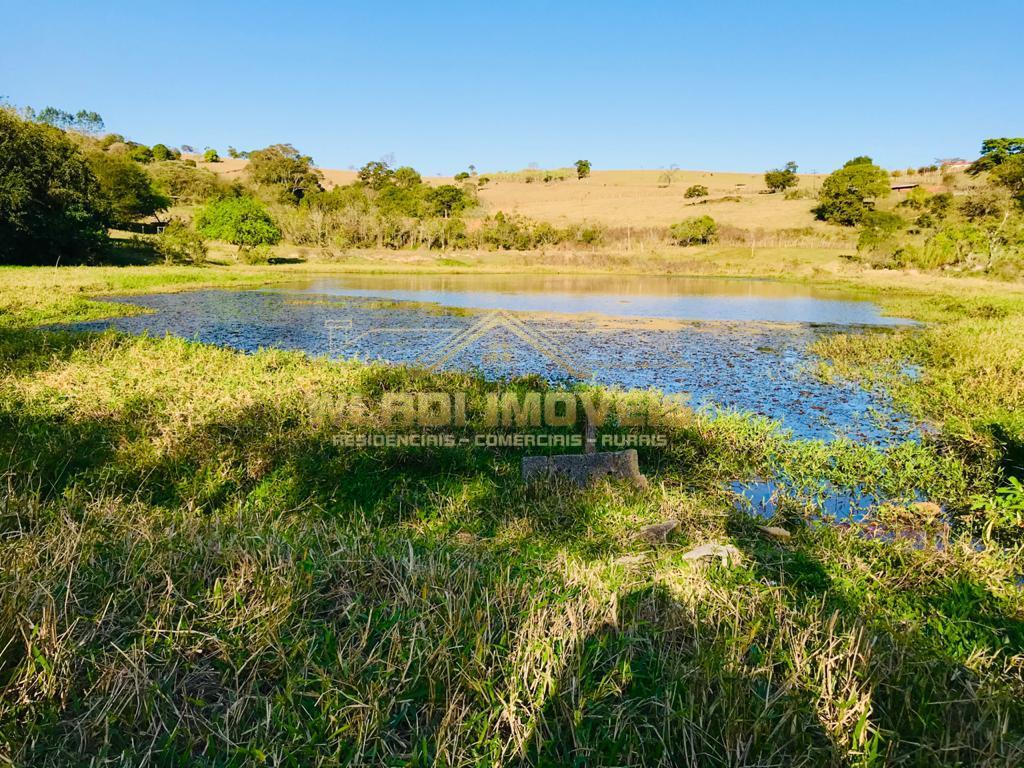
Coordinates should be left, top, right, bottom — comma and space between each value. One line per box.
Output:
71, 289, 919, 443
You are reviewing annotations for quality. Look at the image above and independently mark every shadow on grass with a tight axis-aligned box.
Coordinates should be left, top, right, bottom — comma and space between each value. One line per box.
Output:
723, 517, 1024, 765
522, 583, 837, 766
2, 325, 1023, 765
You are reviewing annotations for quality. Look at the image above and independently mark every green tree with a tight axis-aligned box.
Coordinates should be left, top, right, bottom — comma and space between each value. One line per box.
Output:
194, 195, 281, 248
967, 138, 1024, 175
127, 143, 154, 163
991, 156, 1024, 203
87, 152, 170, 224
0, 108, 108, 263
813, 157, 891, 225
357, 160, 395, 189
425, 185, 472, 217
764, 161, 798, 193
151, 143, 172, 162
246, 143, 323, 203
73, 110, 104, 134
375, 184, 424, 217
393, 166, 422, 189
33, 107, 105, 134
669, 216, 717, 245
203, 148, 220, 163
149, 161, 223, 204
574, 159, 592, 180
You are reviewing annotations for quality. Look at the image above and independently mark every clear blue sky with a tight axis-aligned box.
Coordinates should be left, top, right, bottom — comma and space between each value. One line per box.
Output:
3, 0, 1020, 174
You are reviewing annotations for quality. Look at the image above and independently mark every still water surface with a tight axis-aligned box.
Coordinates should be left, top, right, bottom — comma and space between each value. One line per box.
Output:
72, 274, 919, 443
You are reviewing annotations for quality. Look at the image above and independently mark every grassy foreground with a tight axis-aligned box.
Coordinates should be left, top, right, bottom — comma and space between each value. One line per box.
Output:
1, 258, 1023, 766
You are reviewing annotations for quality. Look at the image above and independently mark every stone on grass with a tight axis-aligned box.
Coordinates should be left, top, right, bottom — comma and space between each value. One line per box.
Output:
682, 542, 743, 567
758, 525, 791, 541
521, 448, 648, 489
639, 520, 678, 544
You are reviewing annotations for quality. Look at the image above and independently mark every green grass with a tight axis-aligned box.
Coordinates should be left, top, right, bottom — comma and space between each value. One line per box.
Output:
0, 262, 1022, 766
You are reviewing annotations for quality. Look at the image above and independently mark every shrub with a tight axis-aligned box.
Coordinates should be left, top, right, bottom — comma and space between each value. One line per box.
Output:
479, 212, 541, 250
475, 212, 600, 250
151, 144, 171, 162
194, 195, 281, 248
897, 187, 932, 210
239, 243, 273, 264
574, 224, 604, 246
203, 149, 220, 163
127, 144, 154, 164
99, 133, 125, 149
574, 159, 591, 179
454, 172, 470, 181
960, 192, 1006, 222
155, 220, 207, 264
784, 188, 813, 200
927, 192, 953, 219
922, 224, 988, 268
684, 184, 709, 199
899, 191, 953, 228
857, 210, 905, 255
420, 216, 468, 249
669, 216, 717, 245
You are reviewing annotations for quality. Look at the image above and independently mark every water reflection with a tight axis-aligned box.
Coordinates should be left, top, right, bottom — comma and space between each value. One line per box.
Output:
278, 274, 911, 326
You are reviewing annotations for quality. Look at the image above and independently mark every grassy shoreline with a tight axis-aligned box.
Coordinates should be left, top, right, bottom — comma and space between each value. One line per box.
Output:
1, 255, 1023, 765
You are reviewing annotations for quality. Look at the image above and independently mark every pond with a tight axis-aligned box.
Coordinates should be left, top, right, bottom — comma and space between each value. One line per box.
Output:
71, 274, 920, 444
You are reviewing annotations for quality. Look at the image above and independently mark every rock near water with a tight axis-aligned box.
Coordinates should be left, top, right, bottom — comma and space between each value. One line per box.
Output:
521, 449, 648, 489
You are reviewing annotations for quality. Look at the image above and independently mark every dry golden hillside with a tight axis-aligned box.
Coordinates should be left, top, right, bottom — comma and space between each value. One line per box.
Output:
474, 169, 827, 229
189, 158, 972, 233
193, 157, 827, 230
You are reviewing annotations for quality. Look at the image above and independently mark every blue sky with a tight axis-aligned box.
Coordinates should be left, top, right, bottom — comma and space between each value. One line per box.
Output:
3, 1, 1020, 174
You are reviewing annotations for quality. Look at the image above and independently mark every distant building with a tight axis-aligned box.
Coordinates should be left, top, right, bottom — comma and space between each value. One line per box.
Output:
941, 160, 973, 172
